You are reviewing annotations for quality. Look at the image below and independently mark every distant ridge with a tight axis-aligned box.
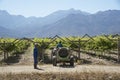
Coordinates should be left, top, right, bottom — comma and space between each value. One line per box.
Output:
0, 9, 120, 37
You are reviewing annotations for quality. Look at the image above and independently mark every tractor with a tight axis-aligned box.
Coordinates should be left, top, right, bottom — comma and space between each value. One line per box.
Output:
52, 47, 74, 66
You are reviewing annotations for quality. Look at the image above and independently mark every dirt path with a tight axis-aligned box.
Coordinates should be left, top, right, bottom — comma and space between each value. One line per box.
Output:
15, 46, 34, 65
80, 52, 116, 65
14, 46, 119, 66
0, 65, 120, 74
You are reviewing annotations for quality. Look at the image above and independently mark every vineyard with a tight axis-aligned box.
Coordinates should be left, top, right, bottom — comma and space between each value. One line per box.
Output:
0, 34, 120, 80
0, 38, 31, 64
0, 34, 120, 65
33, 34, 120, 64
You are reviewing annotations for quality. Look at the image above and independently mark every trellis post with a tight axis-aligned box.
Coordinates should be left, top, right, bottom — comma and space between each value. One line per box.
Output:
118, 38, 120, 62
41, 41, 45, 63
78, 39, 81, 59
3, 41, 6, 60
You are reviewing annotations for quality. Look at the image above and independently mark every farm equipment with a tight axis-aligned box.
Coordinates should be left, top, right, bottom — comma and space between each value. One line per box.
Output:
52, 47, 74, 66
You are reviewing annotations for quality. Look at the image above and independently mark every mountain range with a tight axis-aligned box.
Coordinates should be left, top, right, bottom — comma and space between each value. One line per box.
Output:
0, 9, 120, 38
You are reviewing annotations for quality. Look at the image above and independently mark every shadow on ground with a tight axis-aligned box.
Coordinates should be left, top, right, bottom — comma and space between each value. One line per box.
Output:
80, 59, 92, 64
55, 63, 75, 68
1, 51, 25, 65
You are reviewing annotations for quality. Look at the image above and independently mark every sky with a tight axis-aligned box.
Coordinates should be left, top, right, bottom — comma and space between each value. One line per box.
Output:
0, 0, 120, 17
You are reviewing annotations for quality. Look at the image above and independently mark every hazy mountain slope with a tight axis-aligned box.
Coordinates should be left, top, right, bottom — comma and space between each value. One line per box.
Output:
0, 10, 28, 29
34, 10, 120, 37
40, 8, 90, 25
0, 9, 120, 37
92, 10, 120, 34
0, 9, 88, 37
35, 14, 90, 37
0, 26, 18, 37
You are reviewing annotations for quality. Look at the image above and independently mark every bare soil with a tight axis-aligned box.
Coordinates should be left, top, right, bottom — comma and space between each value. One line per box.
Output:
0, 65, 120, 74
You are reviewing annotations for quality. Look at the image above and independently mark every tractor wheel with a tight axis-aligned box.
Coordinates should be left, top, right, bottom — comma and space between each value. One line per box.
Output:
70, 59, 74, 66
53, 58, 57, 66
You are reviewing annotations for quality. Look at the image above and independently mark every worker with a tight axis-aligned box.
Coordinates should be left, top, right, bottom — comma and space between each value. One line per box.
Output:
33, 43, 38, 69
57, 41, 63, 48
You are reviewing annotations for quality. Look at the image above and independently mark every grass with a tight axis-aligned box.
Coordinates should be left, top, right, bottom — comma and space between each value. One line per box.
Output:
0, 72, 120, 80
